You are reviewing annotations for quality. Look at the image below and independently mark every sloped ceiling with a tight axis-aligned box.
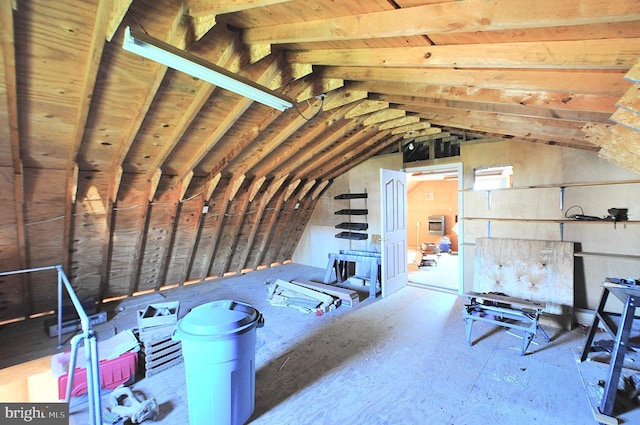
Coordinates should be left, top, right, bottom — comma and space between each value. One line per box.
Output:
1, 0, 639, 322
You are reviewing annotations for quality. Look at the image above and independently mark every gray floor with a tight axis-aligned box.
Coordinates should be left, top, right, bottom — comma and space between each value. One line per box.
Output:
13, 263, 638, 425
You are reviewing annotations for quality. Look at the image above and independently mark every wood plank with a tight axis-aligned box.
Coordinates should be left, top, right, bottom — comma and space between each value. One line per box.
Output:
390, 121, 431, 135
210, 178, 253, 276
176, 53, 285, 181
378, 116, 421, 130
138, 26, 242, 178
400, 104, 595, 148
616, 84, 640, 115
247, 183, 287, 269
252, 103, 363, 181
226, 98, 323, 177
345, 100, 389, 118
291, 279, 359, 307
473, 237, 574, 314
610, 108, 640, 132
371, 93, 612, 124
164, 203, 201, 285
350, 81, 619, 113
625, 62, 640, 83
322, 66, 630, 96
243, 0, 640, 44
286, 38, 640, 70
363, 108, 405, 126
187, 176, 232, 280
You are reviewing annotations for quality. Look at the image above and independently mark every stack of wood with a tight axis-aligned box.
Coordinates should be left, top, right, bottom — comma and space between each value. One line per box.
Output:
267, 279, 357, 315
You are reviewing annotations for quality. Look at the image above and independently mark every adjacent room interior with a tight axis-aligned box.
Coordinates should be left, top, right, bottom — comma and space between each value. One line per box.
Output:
1, 2, 640, 425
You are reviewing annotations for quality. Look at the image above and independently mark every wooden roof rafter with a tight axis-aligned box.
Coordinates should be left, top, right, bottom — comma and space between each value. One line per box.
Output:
242, 0, 640, 45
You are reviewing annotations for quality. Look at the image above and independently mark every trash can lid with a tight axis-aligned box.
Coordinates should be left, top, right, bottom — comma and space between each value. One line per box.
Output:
174, 300, 261, 340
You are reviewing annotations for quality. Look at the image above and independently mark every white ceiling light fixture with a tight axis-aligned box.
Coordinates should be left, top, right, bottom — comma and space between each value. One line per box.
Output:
122, 26, 293, 111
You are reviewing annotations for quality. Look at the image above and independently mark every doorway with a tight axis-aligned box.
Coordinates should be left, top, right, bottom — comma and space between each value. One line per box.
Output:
404, 163, 463, 293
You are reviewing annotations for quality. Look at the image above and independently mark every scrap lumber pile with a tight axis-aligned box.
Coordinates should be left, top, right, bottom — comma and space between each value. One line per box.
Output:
267, 279, 357, 315
135, 301, 182, 377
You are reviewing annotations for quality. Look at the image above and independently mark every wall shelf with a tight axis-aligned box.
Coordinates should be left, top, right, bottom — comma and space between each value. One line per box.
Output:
335, 222, 368, 231
464, 217, 640, 225
334, 193, 368, 240
462, 179, 640, 193
334, 231, 369, 240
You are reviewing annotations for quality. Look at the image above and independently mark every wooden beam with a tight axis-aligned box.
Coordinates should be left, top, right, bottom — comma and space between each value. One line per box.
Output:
186, 0, 293, 40
322, 86, 368, 111
345, 100, 389, 118
210, 177, 254, 276
379, 116, 421, 130
617, 84, 640, 114
0, 1, 28, 315
322, 66, 630, 96
324, 135, 404, 182
583, 123, 640, 174
306, 128, 394, 181
145, 25, 240, 176
403, 104, 596, 148
390, 121, 432, 135
286, 38, 640, 70
176, 53, 285, 181
263, 103, 368, 182
350, 81, 619, 113
226, 97, 324, 177
106, 0, 133, 42
363, 108, 405, 126
243, 0, 640, 44
248, 183, 288, 269
233, 177, 275, 273
111, 7, 190, 173
369, 93, 612, 123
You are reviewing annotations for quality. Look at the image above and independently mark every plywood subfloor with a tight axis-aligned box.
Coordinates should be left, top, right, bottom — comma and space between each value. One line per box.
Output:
4, 263, 639, 424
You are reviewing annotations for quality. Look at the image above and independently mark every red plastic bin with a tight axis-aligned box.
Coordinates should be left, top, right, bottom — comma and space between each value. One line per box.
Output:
57, 351, 138, 399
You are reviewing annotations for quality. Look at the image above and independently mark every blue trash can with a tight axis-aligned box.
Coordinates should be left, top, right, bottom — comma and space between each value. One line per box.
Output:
173, 300, 264, 425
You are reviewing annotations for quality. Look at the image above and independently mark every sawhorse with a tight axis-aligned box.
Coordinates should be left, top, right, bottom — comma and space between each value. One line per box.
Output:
463, 292, 550, 356
579, 282, 640, 423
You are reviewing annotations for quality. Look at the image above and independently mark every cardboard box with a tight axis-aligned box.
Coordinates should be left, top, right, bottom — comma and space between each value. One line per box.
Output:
137, 301, 179, 329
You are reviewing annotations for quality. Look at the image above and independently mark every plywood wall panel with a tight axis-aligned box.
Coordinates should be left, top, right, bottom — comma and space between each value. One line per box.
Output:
137, 202, 177, 292
188, 177, 231, 280
23, 169, 66, 313
474, 237, 574, 313
210, 181, 252, 276
246, 188, 283, 268
69, 172, 110, 301
164, 197, 204, 285
0, 167, 25, 320
106, 173, 149, 297
0, 274, 25, 322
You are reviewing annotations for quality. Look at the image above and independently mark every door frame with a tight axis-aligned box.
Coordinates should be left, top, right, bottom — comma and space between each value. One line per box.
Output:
403, 162, 464, 295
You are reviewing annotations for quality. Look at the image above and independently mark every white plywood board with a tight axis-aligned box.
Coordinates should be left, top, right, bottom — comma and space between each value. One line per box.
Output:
473, 238, 574, 314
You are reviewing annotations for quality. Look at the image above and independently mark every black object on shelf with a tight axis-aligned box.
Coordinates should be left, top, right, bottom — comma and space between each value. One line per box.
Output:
335, 209, 368, 215
335, 231, 368, 240
335, 222, 368, 231
334, 193, 368, 200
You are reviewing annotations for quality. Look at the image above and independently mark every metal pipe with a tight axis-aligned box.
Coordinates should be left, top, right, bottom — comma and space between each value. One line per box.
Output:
1, 265, 102, 425
85, 330, 102, 425
56, 265, 90, 329
65, 334, 83, 402
57, 271, 63, 347
0, 265, 57, 276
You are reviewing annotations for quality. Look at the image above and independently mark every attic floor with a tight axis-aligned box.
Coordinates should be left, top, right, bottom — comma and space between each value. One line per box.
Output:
3, 263, 640, 425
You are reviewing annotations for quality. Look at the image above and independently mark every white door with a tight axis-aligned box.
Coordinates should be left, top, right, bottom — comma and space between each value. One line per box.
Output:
381, 169, 407, 297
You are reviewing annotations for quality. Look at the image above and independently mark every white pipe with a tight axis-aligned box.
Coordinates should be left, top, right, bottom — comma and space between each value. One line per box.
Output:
0, 265, 102, 425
